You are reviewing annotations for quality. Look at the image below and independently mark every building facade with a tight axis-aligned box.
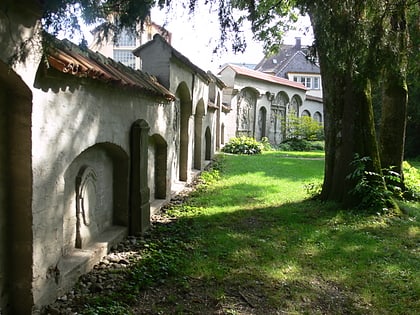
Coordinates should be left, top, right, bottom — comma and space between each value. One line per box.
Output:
254, 37, 323, 123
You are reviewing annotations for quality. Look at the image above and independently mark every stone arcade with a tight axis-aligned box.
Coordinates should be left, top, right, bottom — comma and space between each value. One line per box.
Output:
0, 2, 322, 313
0, 7, 222, 314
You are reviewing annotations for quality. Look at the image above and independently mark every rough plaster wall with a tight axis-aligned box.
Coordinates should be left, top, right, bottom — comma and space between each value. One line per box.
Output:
30, 80, 175, 307
300, 100, 324, 121
137, 40, 172, 89
170, 62, 194, 94
221, 91, 239, 144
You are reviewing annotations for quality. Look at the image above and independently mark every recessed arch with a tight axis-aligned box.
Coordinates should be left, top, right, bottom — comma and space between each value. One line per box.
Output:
274, 91, 289, 106
149, 134, 168, 200
64, 142, 129, 251
176, 82, 192, 181
290, 94, 302, 115
301, 110, 311, 117
314, 111, 323, 123
270, 91, 288, 145
237, 87, 258, 137
205, 127, 212, 160
258, 106, 267, 140
194, 99, 206, 170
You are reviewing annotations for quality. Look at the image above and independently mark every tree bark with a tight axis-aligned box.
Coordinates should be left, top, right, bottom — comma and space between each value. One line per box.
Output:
379, 2, 408, 176
309, 4, 383, 208
320, 70, 382, 207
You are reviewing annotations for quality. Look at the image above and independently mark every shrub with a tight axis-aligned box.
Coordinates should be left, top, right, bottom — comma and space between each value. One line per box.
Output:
284, 111, 324, 141
277, 139, 325, 152
260, 137, 274, 151
222, 136, 262, 155
402, 161, 420, 200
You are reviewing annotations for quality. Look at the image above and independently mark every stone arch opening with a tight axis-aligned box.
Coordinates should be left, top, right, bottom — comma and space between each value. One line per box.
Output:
176, 82, 192, 181
236, 87, 258, 137
258, 106, 267, 140
63, 142, 129, 252
270, 91, 288, 144
301, 110, 311, 117
290, 94, 302, 116
0, 61, 33, 314
149, 134, 167, 200
205, 127, 212, 160
314, 111, 323, 123
194, 99, 206, 170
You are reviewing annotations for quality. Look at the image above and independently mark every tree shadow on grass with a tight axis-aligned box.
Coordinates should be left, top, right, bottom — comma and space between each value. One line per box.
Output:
68, 197, 419, 314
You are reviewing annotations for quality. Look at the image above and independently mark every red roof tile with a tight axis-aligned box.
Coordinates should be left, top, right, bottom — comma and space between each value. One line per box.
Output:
44, 34, 175, 101
222, 64, 307, 91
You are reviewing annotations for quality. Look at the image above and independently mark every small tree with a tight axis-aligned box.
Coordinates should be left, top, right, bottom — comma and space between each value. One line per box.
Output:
283, 111, 324, 141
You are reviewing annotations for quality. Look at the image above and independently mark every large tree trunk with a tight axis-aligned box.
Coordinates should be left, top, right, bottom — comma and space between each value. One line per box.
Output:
320, 69, 382, 207
309, 3, 383, 208
379, 2, 408, 176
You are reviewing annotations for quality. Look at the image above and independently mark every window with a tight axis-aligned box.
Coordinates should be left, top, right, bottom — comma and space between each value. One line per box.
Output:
113, 50, 136, 69
293, 76, 321, 90
313, 77, 320, 89
115, 29, 136, 47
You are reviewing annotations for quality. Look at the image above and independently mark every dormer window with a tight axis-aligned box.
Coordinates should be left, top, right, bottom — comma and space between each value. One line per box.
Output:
293, 75, 321, 90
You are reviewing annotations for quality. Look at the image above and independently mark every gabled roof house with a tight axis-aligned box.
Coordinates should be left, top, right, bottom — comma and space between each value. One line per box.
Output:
254, 37, 323, 122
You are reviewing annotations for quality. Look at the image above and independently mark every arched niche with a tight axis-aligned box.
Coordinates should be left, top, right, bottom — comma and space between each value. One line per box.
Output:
63, 142, 129, 252
290, 94, 303, 115
236, 87, 258, 137
301, 110, 311, 117
176, 82, 192, 181
257, 106, 267, 140
314, 111, 323, 123
149, 134, 168, 200
205, 127, 212, 160
270, 91, 288, 145
194, 99, 206, 170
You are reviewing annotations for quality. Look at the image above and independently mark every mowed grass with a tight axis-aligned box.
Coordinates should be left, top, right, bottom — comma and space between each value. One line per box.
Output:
80, 151, 420, 314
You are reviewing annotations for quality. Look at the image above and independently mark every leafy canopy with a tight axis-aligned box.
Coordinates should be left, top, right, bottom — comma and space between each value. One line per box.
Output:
40, 0, 302, 54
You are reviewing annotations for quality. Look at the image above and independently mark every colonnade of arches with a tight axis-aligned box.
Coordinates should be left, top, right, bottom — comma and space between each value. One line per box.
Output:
236, 87, 314, 144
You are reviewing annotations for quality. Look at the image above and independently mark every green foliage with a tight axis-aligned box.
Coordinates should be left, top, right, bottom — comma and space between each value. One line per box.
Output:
347, 154, 394, 212
304, 180, 323, 199
222, 136, 263, 155
277, 138, 324, 151
403, 161, 420, 200
284, 112, 324, 141
260, 136, 274, 151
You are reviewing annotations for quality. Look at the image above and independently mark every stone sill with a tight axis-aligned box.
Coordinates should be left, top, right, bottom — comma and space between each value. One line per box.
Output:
58, 225, 127, 296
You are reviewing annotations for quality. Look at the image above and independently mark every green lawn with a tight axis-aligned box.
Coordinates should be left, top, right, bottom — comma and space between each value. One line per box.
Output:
74, 151, 420, 314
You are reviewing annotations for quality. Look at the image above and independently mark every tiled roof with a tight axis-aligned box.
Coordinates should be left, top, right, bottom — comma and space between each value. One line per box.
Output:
254, 44, 319, 77
43, 33, 175, 101
222, 64, 307, 91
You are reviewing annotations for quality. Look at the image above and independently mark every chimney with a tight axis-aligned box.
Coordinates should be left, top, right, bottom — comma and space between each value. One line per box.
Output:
295, 37, 301, 49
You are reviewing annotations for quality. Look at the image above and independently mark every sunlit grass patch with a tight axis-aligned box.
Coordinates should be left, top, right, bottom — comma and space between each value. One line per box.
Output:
77, 151, 419, 315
